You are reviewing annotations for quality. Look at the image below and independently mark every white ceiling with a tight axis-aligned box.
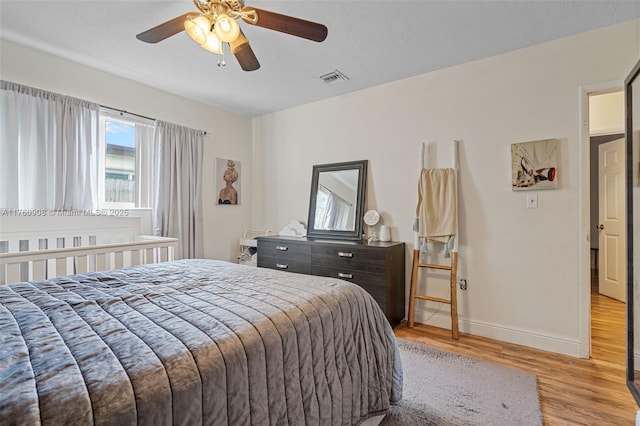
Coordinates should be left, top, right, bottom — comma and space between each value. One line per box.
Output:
1, 1, 639, 117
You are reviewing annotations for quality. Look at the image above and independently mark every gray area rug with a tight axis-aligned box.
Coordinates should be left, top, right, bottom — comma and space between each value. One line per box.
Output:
380, 338, 543, 426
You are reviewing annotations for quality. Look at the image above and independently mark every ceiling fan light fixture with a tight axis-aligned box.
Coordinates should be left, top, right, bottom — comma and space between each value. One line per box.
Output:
200, 33, 223, 55
214, 14, 240, 42
137, 1, 328, 72
184, 14, 211, 45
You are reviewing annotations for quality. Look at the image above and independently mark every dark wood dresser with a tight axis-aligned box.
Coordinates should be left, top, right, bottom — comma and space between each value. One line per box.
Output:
256, 235, 405, 326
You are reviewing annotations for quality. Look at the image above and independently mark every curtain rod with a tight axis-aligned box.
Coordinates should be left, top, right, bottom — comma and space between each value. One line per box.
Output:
99, 104, 207, 135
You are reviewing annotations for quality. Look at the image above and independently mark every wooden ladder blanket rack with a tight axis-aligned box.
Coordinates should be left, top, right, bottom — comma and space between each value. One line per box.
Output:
407, 249, 459, 339
407, 140, 460, 339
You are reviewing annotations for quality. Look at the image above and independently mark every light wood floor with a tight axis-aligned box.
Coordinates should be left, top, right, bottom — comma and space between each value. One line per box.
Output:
395, 270, 638, 425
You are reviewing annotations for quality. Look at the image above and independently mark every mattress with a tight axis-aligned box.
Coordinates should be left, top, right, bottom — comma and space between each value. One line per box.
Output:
0, 259, 402, 425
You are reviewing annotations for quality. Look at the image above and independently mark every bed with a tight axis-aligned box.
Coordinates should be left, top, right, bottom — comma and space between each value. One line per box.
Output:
0, 259, 402, 425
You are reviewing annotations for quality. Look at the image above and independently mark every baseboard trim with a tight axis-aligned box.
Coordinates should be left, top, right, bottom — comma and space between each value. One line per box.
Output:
412, 309, 582, 357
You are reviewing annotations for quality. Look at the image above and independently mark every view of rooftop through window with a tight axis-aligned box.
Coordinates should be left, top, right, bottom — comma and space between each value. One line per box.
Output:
105, 120, 135, 204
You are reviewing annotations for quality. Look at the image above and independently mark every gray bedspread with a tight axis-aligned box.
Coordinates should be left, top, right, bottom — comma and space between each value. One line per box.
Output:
0, 259, 402, 425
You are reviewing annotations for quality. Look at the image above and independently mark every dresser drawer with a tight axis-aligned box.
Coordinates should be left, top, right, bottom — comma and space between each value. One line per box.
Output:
311, 244, 387, 274
258, 256, 311, 274
258, 238, 310, 260
257, 238, 311, 274
311, 265, 387, 304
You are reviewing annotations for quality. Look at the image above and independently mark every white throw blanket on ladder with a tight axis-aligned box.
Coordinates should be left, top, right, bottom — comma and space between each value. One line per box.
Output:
416, 168, 457, 257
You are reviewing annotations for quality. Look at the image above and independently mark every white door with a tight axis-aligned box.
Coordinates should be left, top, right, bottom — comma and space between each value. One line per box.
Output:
598, 138, 626, 302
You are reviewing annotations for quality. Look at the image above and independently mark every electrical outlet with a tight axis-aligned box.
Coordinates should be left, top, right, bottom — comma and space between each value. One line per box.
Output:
458, 279, 467, 290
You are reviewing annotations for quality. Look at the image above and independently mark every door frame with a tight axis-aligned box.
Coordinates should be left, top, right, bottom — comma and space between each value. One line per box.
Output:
579, 80, 624, 359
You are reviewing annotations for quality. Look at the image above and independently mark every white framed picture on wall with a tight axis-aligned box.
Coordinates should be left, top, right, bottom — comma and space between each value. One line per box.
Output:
511, 139, 558, 191
216, 158, 241, 205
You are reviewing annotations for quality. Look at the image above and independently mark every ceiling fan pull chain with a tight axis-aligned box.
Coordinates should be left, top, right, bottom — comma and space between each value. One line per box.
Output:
218, 43, 227, 67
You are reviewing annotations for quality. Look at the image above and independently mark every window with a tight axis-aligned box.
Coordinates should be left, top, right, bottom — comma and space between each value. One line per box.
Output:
105, 119, 135, 204
98, 109, 154, 208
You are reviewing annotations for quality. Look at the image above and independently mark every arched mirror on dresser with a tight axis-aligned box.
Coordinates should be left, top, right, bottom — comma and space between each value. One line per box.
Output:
626, 57, 640, 406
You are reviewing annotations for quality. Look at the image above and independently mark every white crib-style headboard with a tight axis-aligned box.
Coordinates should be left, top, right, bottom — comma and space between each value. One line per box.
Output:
0, 211, 177, 284
0, 215, 143, 253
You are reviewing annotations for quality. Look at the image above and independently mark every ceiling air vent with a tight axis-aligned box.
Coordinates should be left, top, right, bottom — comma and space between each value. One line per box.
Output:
318, 70, 350, 85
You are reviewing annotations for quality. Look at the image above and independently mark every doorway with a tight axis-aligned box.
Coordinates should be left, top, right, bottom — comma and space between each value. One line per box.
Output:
588, 90, 625, 362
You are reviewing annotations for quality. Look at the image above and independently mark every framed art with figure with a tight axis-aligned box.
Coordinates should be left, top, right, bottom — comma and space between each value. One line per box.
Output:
216, 157, 241, 205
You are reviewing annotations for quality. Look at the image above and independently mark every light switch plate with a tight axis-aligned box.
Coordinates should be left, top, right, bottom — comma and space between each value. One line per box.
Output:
526, 194, 538, 209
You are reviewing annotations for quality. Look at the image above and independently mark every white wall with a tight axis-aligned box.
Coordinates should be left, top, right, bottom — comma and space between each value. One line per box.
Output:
0, 39, 253, 262
252, 20, 640, 356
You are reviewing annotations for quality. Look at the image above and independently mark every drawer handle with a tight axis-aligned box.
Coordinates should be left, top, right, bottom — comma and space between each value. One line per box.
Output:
338, 252, 353, 258
338, 272, 353, 279
276, 246, 289, 251
276, 263, 289, 269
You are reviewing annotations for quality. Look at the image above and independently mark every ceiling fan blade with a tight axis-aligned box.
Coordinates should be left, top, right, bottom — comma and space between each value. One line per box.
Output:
242, 7, 328, 42
233, 44, 260, 71
136, 13, 191, 43
231, 33, 260, 71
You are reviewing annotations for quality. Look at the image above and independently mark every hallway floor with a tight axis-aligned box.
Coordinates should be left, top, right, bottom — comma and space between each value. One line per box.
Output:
590, 269, 626, 364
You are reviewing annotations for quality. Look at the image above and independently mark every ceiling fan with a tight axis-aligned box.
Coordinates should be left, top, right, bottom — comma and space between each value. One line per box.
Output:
136, 0, 328, 72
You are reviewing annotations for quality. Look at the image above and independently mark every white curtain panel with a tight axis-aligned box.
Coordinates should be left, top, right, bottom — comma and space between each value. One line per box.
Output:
0, 80, 99, 210
135, 123, 156, 209
152, 120, 204, 259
